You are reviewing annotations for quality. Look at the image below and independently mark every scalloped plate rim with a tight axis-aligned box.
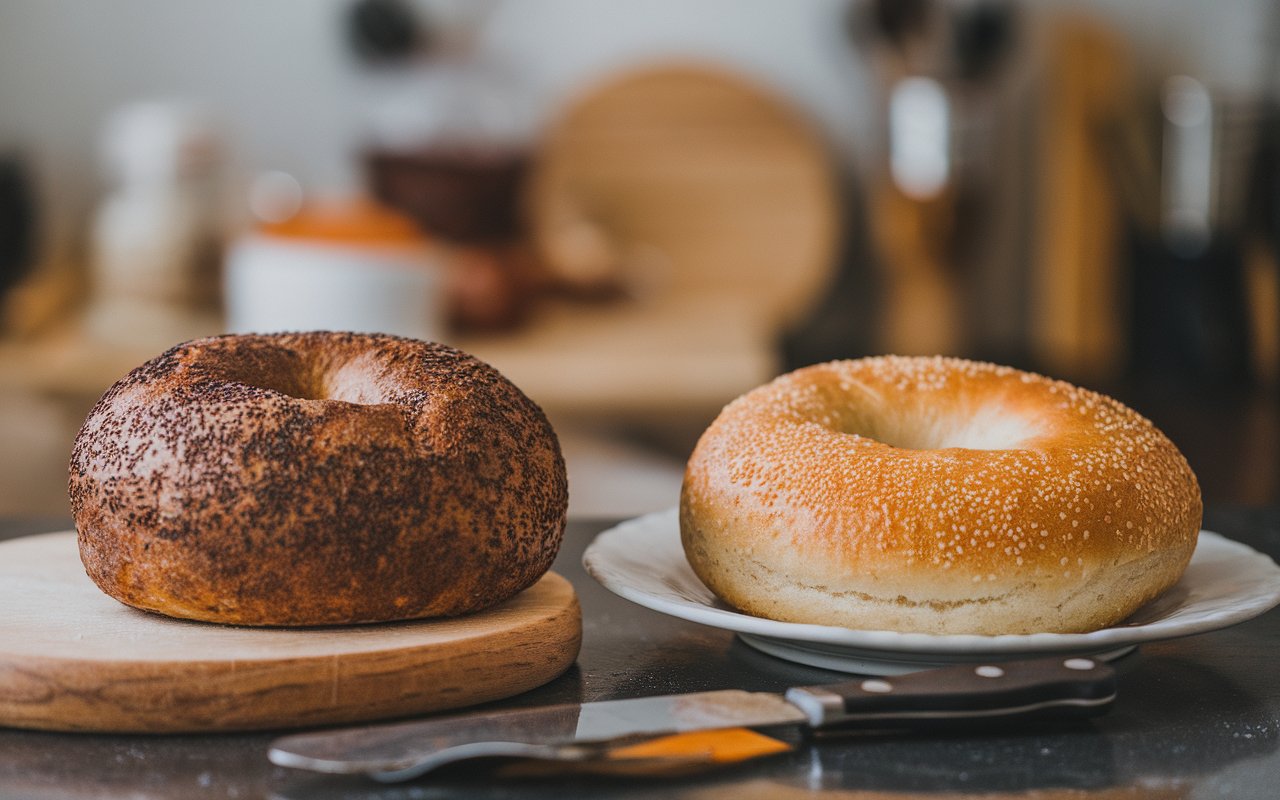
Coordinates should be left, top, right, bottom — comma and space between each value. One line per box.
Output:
583, 508, 1280, 657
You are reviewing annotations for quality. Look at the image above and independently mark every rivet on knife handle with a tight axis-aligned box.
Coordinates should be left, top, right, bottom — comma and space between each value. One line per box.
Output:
783, 657, 1117, 730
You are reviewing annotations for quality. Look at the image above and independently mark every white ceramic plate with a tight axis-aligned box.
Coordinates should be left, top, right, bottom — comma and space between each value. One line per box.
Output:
583, 508, 1280, 675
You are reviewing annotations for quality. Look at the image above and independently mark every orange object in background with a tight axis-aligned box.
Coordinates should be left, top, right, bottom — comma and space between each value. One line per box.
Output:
253, 195, 535, 334
258, 196, 429, 247
225, 195, 446, 341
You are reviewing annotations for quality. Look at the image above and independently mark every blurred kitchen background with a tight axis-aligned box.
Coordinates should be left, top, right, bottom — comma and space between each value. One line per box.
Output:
1, 0, 1277, 518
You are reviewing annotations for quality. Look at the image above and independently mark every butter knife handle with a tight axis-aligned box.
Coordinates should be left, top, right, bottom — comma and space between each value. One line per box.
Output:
783, 656, 1116, 730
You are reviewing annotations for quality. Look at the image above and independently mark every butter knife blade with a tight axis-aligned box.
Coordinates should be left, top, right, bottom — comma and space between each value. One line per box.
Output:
269, 656, 1115, 782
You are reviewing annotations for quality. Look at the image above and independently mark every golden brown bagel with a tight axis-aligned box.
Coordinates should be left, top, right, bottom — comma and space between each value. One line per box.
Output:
680, 356, 1201, 635
69, 332, 568, 626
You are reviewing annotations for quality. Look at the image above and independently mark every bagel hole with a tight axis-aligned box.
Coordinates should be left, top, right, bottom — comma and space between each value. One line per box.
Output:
322, 355, 393, 405
241, 371, 326, 401
237, 356, 393, 405
215, 349, 327, 401
848, 406, 1041, 451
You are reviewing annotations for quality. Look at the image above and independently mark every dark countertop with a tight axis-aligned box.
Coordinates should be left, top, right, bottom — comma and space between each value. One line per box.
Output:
1, 508, 1279, 799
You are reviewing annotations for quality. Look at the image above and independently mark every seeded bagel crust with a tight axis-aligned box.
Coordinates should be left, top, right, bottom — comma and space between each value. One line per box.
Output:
680, 356, 1202, 635
69, 332, 568, 626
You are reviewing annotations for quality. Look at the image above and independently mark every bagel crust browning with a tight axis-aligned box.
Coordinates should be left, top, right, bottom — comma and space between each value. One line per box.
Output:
69, 332, 568, 626
680, 356, 1202, 635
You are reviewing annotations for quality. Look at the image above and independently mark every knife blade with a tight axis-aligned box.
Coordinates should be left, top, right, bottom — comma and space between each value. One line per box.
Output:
269, 656, 1115, 782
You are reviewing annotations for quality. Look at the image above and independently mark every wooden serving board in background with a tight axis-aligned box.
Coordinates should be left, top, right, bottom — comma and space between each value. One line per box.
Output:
527, 64, 841, 331
0, 532, 581, 733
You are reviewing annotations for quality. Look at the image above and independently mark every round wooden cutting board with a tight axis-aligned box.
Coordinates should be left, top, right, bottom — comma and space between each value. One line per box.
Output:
527, 64, 841, 329
0, 532, 581, 733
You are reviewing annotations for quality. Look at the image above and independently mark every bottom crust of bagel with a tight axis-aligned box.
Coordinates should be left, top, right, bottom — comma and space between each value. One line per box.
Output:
682, 522, 1194, 635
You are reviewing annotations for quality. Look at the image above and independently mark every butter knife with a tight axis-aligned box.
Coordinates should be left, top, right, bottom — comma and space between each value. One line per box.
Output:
269, 656, 1115, 782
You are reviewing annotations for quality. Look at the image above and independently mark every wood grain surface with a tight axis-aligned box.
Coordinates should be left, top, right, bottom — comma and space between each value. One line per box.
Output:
0, 532, 581, 733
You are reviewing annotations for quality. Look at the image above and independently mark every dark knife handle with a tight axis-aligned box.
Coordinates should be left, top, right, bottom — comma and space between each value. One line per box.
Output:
784, 656, 1116, 731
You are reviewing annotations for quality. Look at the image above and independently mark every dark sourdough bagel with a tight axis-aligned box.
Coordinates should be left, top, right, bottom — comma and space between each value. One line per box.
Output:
70, 332, 568, 626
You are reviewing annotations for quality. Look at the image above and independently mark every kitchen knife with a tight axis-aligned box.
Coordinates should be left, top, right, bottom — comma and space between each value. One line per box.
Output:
269, 656, 1115, 782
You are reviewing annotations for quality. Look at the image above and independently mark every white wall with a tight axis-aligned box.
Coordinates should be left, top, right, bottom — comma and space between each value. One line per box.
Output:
0, 0, 360, 262
0, 0, 1271, 269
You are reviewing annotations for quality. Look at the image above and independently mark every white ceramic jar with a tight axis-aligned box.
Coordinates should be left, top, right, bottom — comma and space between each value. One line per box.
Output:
224, 200, 444, 341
